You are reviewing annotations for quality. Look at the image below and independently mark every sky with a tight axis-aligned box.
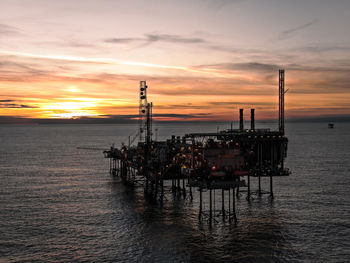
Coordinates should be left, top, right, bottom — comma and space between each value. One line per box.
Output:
0, 0, 349, 122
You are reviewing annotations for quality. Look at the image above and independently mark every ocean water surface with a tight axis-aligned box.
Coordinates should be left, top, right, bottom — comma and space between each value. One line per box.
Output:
1, 122, 349, 262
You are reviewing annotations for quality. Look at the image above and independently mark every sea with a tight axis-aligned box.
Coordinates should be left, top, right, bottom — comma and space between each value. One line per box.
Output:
0, 122, 349, 262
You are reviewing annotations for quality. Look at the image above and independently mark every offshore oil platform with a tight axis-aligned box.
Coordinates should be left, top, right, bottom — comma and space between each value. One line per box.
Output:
104, 69, 290, 224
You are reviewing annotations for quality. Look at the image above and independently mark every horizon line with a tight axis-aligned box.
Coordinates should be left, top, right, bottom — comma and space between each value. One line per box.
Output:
0, 114, 349, 125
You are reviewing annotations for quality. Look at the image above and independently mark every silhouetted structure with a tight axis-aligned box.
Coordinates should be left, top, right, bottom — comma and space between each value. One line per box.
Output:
104, 70, 290, 224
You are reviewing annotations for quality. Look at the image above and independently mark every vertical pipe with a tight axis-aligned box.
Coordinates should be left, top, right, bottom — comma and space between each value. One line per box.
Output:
146, 103, 151, 145
282, 72, 285, 134
113, 159, 115, 174
150, 178, 154, 194
189, 179, 193, 200
154, 178, 158, 199
233, 188, 237, 223
270, 175, 273, 199
109, 158, 112, 174
247, 174, 250, 201
270, 141, 274, 199
199, 188, 203, 219
160, 178, 164, 205
190, 138, 194, 201
150, 102, 153, 142
120, 159, 122, 178
127, 165, 129, 181
258, 143, 261, 195
251, 109, 255, 130
239, 109, 244, 131
281, 143, 284, 170
209, 189, 213, 225
222, 189, 225, 219
182, 179, 186, 198
213, 189, 216, 213
228, 188, 231, 222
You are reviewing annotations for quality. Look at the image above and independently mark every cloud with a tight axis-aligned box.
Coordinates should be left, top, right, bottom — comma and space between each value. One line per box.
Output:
196, 61, 350, 76
208, 101, 273, 106
198, 62, 280, 72
32, 40, 98, 49
103, 113, 210, 120
278, 20, 318, 40
1, 49, 350, 102
0, 103, 37, 108
156, 103, 208, 110
201, 0, 243, 9
0, 112, 209, 124
105, 37, 141, 44
0, 23, 19, 35
105, 33, 206, 47
0, 99, 37, 109
145, 34, 205, 44
104, 32, 275, 59
294, 45, 350, 54
153, 113, 210, 119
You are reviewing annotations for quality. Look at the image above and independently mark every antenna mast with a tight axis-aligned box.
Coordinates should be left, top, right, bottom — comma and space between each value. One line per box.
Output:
279, 69, 285, 135
139, 81, 148, 142
139, 81, 152, 143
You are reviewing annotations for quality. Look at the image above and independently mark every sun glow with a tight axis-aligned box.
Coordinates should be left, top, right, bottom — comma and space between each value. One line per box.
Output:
36, 100, 101, 118
64, 86, 81, 93
44, 101, 96, 110
51, 112, 98, 119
